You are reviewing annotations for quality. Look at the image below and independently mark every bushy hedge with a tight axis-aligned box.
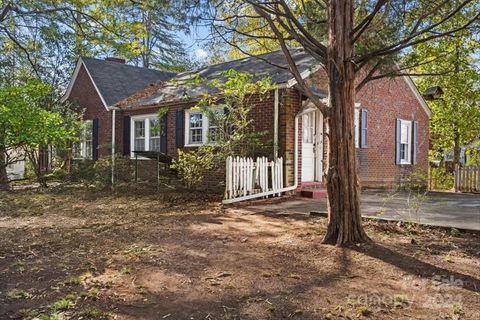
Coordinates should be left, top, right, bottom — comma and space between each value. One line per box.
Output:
71, 155, 132, 189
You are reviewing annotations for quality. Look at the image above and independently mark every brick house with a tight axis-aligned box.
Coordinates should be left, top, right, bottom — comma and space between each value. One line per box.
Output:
62, 49, 431, 191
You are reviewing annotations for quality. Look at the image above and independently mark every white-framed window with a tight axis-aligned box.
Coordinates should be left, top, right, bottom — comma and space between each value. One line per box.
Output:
399, 119, 412, 164
184, 108, 223, 146
149, 119, 161, 151
354, 108, 360, 148
130, 114, 162, 156
74, 120, 93, 159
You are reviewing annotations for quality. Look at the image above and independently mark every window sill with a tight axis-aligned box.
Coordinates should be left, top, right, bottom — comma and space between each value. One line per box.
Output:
184, 143, 203, 148
399, 161, 412, 165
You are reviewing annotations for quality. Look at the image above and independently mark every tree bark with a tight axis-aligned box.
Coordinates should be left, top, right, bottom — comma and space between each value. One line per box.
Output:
0, 131, 10, 189
322, 0, 369, 245
0, 149, 9, 188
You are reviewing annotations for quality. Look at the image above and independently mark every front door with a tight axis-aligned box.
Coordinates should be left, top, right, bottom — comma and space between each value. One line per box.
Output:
302, 112, 316, 182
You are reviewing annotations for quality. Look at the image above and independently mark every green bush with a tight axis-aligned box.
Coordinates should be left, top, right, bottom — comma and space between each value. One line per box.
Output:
430, 167, 454, 191
71, 160, 95, 185
403, 168, 429, 191
171, 147, 215, 189
93, 155, 133, 189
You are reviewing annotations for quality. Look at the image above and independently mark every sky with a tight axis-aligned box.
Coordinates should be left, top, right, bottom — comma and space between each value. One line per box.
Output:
179, 24, 212, 63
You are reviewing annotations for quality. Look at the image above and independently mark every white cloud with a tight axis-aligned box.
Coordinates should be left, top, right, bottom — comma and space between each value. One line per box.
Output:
194, 48, 209, 60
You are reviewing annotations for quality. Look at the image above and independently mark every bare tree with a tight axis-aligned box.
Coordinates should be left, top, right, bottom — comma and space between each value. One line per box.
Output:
203, 0, 479, 245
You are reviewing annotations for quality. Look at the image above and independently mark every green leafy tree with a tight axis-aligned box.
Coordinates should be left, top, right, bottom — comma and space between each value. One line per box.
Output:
412, 29, 480, 168
0, 80, 76, 187
0, 1, 193, 87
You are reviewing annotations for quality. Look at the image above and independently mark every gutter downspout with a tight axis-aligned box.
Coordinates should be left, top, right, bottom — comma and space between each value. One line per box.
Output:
274, 89, 279, 159
108, 106, 120, 190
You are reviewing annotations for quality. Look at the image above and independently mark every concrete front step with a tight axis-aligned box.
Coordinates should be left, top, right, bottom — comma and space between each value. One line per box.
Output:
300, 182, 325, 189
299, 189, 327, 199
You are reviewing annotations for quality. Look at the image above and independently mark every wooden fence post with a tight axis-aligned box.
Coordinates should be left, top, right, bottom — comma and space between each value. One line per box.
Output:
454, 164, 459, 192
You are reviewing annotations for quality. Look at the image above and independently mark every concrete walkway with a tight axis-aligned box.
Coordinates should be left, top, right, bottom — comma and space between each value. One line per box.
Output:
244, 191, 480, 231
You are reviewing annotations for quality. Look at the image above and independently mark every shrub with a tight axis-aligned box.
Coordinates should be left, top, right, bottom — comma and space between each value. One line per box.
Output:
93, 155, 132, 189
430, 167, 454, 191
403, 168, 428, 192
71, 159, 95, 185
171, 147, 215, 189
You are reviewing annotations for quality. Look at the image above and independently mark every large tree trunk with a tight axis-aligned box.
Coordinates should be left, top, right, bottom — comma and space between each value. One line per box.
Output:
0, 135, 10, 189
323, 0, 369, 245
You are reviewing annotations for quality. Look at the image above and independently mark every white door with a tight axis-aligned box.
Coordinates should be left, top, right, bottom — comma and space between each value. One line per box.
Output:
302, 112, 316, 182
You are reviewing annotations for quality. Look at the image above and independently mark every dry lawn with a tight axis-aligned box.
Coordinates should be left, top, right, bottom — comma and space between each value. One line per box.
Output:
0, 185, 479, 320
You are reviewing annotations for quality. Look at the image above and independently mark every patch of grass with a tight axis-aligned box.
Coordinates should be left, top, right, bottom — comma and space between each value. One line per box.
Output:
450, 228, 461, 236
38, 314, 60, 320
287, 273, 301, 280
266, 304, 276, 312
358, 306, 373, 317
51, 297, 74, 312
393, 295, 410, 308
445, 254, 455, 263
11, 260, 25, 272
80, 287, 100, 300
452, 303, 464, 317
121, 266, 132, 275
19, 308, 40, 319
261, 272, 272, 278
78, 308, 109, 319
6, 289, 32, 300
66, 271, 92, 286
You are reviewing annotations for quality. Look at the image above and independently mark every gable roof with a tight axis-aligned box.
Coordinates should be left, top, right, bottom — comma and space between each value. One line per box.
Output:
61, 57, 176, 108
118, 48, 321, 109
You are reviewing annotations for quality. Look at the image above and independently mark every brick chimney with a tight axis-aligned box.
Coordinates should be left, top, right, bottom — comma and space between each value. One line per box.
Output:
105, 57, 126, 64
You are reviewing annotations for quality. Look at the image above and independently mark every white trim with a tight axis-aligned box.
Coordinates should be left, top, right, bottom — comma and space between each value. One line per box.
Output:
398, 119, 413, 165
130, 113, 159, 157
184, 109, 205, 147
315, 111, 324, 182
403, 76, 432, 119
183, 108, 223, 147
273, 89, 279, 158
61, 58, 109, 110
73, 120, 93, 160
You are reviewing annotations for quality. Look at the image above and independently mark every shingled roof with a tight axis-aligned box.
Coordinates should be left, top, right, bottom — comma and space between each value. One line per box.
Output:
63, 57, 176, 107
118, 48, 321, 109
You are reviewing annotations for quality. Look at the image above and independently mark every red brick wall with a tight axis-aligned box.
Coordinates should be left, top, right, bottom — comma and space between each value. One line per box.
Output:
69, 63, 429, 190
67, 65, 123, 158
355, 76, 430, 188
304, 69, 430, 188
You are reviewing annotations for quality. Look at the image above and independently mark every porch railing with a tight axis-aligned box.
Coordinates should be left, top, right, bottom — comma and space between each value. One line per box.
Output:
224, 156, 284, 203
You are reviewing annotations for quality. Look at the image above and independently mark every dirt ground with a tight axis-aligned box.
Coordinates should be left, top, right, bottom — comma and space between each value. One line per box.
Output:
0, 185, 479, 320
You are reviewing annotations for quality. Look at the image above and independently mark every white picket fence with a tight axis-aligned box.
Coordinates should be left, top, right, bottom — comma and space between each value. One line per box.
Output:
224, 156, 284, 203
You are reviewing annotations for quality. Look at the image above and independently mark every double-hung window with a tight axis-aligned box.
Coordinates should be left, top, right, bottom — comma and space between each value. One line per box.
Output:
149, 119, 161, 151
185, 108, 223, 146
74, 120, 93, 159
399, 120, 412, 164
188, 112, 204, 145
134, 120, 146, 151
131, 114, 163, 155
396, 118, 419, 165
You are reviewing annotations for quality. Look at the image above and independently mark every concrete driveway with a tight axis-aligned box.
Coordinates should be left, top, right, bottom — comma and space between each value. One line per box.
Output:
244, 191, 480, 231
